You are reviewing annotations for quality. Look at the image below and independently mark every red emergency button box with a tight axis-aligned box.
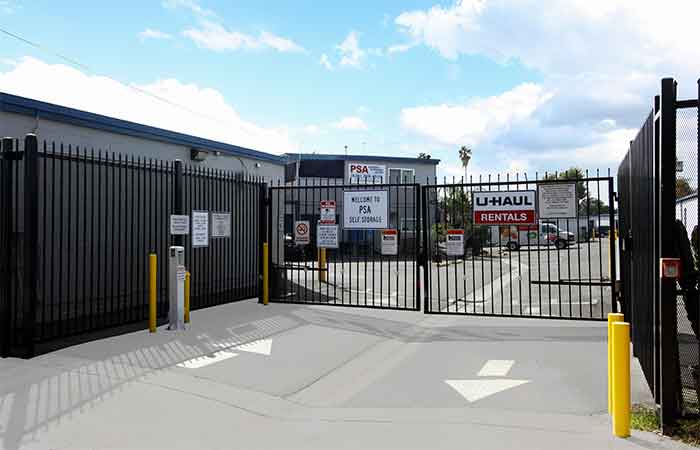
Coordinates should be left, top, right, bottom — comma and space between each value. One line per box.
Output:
660, 258, 681, 280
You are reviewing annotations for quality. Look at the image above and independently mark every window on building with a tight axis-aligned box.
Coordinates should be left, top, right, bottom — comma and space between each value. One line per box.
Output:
388, 168, 415, 184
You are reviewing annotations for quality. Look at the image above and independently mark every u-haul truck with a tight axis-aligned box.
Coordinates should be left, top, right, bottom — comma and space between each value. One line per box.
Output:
488, 222, 576, 251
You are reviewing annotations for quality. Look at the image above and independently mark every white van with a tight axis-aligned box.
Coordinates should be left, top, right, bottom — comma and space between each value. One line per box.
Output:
490, 222, 576, 251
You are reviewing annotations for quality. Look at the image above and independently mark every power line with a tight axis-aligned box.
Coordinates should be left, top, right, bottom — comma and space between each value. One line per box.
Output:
0, 26, 235, 127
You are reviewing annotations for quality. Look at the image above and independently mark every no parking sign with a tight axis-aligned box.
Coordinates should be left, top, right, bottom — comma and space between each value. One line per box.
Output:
294, 220, 310, 245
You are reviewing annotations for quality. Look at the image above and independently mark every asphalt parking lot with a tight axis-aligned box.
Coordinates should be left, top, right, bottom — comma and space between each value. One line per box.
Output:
281, 238, 615, 320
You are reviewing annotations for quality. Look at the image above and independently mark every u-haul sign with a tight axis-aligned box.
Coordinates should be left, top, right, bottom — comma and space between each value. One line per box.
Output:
473, 191, 536, 225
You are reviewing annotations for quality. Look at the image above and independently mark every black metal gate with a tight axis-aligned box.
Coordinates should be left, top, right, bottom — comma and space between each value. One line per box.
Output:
422, 174, 617, 320
0, 134, 265, 358
618, 78, 700, 431
267, 180, 421, 311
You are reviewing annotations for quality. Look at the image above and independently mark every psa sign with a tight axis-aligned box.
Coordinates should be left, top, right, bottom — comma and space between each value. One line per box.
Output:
348, 163, 385, 184
473, 191, 536, 225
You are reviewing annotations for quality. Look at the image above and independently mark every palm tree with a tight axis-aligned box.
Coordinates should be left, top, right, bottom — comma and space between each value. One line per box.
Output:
459, 146, 472, 181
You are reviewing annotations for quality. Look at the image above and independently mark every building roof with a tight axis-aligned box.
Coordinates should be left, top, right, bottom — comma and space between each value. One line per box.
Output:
0, 92, 286, 164
283, 152, 440, 165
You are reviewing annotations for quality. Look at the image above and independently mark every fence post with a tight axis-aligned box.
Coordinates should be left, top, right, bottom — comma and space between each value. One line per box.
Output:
608, 179, 618, 313
259, 182, 268, 303
421, 184, 430, 313
173, 160, 184, 247
658, 77, 679, 432
23, 134, 39, 358
0, 137, 14, 357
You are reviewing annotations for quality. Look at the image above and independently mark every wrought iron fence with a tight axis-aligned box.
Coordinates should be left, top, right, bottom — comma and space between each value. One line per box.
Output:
0, 134, 265, 358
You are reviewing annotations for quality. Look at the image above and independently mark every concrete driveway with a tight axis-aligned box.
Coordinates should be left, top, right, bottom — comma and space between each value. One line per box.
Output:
0, 299, 690, 450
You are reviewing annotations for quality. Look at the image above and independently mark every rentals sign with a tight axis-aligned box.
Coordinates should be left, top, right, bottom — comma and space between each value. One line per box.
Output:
473, 191, 536, 225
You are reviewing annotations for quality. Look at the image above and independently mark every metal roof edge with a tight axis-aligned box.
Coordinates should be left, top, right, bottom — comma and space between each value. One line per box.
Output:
282, 152, 441, 165
0, 92, 286, 165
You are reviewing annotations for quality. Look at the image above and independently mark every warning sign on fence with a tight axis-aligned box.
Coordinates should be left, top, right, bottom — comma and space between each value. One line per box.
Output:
446, 229, 464, 256
295, 220, 310, 245
211, 212, 231, 238
381, 229, 398, 255
473, 191, 536, 225
170, 215, 189, 235
317, 224, 339, 248
191, 211, 209, 247
538, 183, 577, 219
343, 190, 388, 229
320, 200, 336, 224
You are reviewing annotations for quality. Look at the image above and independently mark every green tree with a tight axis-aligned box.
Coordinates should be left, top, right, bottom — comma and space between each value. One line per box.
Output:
677, 178, 695, 198
459, 146, 472, 180
579, 198, 609, 215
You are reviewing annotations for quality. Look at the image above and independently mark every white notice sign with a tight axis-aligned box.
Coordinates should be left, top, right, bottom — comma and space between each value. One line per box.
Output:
446, 229, 464, 256
170, 215, 190, 235
343, 190, 388, 229
192, 210, 209, 247
317, 225, 339, 248
538, 183, 577, 219
381, 229, 398, 255
295, 220, 310, 245
211, 212, 231, 238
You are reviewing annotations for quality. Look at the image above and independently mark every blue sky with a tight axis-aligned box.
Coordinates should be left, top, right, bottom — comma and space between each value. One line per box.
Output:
1, 0, 699, 178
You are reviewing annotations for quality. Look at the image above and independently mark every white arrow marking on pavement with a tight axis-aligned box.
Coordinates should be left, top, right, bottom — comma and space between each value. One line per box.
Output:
445, 379, 530, 402
446, 360, 530, 402
477, 360, 514, 377
177, 350, 238, 369
235, 339, 272, 356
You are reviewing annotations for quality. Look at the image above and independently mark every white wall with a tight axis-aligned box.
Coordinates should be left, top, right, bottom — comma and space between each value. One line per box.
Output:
0, 111, 285, 182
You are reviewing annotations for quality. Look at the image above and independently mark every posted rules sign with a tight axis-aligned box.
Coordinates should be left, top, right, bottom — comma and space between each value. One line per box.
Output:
446, 229, 464, 256
473, 191, 536, 225
381, 229, 398, 255
538, 183, 577, 219
343, 190, 388, 229
317, 224, 338, 248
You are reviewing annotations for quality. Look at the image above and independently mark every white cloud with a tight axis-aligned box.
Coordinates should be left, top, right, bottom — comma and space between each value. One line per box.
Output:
0, 0, 15, 14
394, 0, 700, 76
394, 0, 700, 176
162, 0, 215, 17
387, 43, 417, 54
401, 83, 551, 146
301, 125, 323, 135
319, 53, 333, 70
138, 28, 174, 41
332, 116, 369, 131
0, 57, 296, 154
337, 31, 366, 68
183, 21, 305, 53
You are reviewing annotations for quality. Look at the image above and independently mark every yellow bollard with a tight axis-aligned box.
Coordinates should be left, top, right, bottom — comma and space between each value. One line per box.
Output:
263, 242, 269, 305
612, 322, 631, 438
184, 271, 191, 324
319, 248, 327, 283
149, 254, 157, 333
608, 313, 625, 414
